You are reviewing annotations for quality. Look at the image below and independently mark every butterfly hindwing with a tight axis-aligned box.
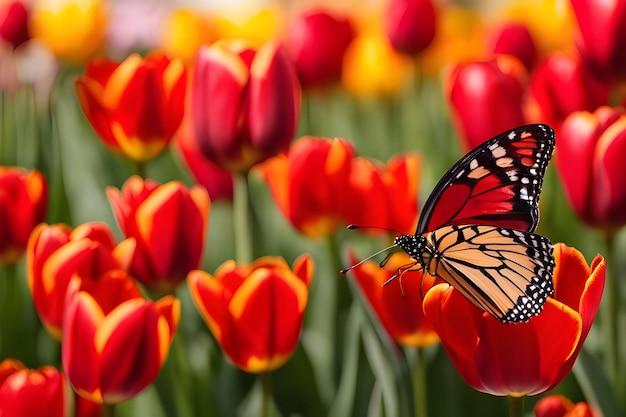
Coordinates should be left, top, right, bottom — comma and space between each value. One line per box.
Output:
422, 225, 555, 323
417, 124, 555, 235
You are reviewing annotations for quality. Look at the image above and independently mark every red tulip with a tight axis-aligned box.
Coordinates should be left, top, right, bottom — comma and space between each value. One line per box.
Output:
0, 1, 29, 50
26, 222, 137, 340
527, 53, 609, 132
489, 22, 537, 70
285, 8, 354, 88
535, 394, 601, 417
75, 52, 187, 162
63, 277, 180, 404
107, 175, 210, 292
423, 243, 605, 396
0, 167, 47, 265
445, 56, 527, 150
350, 252, 438, 347
191, 39, 301, 172
557, 106, 626, 230
570, 0, 626, 81
188, 255, 313, 373
259, 137, 354, 238
385, 0, 437, 56
0, 359, 65, 417
174, 100, 234, 202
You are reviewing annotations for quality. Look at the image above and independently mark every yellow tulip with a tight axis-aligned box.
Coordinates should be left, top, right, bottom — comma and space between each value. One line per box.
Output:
161, 9, 214, 65
30, 0, 107, 66
211, 8, 282, 47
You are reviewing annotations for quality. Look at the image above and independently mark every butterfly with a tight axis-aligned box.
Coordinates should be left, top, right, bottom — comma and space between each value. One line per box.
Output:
342, 124, 556, 323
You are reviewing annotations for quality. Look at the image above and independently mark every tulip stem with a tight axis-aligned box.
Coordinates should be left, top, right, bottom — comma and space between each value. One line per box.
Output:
508, 395, 525, 417
102, 403, 116, 417
412, 347, 428, 417
261, 372, 272, 417
233, 172, 253, 264
135, 161, 146, 178
602, 232, 619, 388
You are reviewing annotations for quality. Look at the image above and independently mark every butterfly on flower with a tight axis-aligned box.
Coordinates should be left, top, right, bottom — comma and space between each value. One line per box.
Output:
342, 124, 556, 323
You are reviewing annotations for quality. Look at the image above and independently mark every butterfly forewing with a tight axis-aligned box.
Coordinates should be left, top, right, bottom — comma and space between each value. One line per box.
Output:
417, 124, 555, 235
423, 225, 555, 323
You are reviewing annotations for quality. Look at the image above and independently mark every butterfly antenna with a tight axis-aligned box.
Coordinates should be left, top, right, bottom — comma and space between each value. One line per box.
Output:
339, 243, 398, 275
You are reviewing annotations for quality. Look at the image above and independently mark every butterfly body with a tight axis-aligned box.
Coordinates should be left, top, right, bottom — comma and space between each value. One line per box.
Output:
348, 124, 557, 324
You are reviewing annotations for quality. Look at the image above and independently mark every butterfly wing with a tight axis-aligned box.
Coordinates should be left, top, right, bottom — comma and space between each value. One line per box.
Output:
423, 224, 555, 323
417, 124, 555, 235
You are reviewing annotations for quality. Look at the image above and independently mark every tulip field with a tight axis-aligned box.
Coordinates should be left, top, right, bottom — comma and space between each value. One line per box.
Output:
0, 0, 625, 417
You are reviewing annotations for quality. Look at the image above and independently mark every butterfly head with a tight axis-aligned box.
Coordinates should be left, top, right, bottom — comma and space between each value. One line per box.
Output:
394, 234, 427, 260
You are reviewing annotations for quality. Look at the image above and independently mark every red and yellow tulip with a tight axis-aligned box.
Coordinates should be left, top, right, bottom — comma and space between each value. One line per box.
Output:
0, 167, 47, 266
534, 394, 601, 417
188, 255, 313, 373
62, 277, 180, 404
107, 176, 210, 292
26, 222, 137, 340
422, 243, 605, 396
260, 137, 354, 238
75, 52, 187, 162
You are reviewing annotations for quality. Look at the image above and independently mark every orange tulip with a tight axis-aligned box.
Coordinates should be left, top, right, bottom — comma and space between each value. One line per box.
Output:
0, 167, 47, 265
107, 176, 210, 292
62, 277, 180, 404
188, 255, 313, 373
423, 243, 605, 396
535, 394, 602, 417
0, 359, 65, 417
75, 52, 187, 162
26, 222, 137, 340
350, 252, 438, 347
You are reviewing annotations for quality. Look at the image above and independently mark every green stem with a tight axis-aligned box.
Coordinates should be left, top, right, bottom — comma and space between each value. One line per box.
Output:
102, 403, 116, 417
135, 161, 146, 178
233, 172, 253, 264
602, 232, 619, 387
261, 372, 272, 417
412, 347, 428, 417
508, 395, 525, 417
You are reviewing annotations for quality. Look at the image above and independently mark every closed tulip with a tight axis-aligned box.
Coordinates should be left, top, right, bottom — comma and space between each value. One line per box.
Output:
0, 167, 47, 266
191, 39, 300, 172
75, 52, 186, 162
446, 56, 527, 150
557, 106, 626, 230
107, 176, 210, 292
535, 394, 601, 417
62, 277, 180, 404
527, 53, 609, 131
285, 8, 354, 88
188, 255, 313, 373
0, 359, 65, 417
30, 0, 106, 65
489, 22, 537, 70
0, 1, 30, 50
570, 0, 626, 81
385, 0, 437, 56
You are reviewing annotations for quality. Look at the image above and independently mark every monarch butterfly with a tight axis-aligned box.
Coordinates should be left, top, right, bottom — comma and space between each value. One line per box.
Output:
342, 124, 556, 323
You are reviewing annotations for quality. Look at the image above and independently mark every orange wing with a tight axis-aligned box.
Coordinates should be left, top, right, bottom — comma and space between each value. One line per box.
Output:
422, 225, 554, 323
